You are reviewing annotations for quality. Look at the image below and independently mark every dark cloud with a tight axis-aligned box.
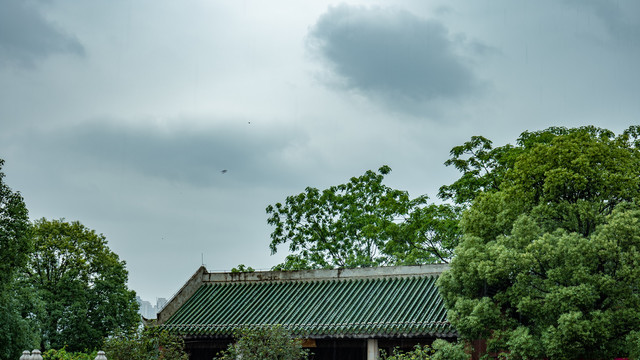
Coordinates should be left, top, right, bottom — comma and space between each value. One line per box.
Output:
15, 121, 309, 188
562, 0, 640, 42
307, 4, 481, 114
0, 0, 84, 67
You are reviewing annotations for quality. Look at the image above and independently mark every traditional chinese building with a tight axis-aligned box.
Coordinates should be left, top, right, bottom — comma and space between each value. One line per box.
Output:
157, 264, 455, 360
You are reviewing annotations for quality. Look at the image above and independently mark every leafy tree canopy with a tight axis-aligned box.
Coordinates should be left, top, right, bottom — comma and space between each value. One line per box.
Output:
438, 125, 639, 208
438, 126, 640, 359
459, 126, 640, 240
0, 285, 42, 360
267, 166, 460, 270
0, 158, 36, 360
24, 219, 140, 351
0, 158, 31, 288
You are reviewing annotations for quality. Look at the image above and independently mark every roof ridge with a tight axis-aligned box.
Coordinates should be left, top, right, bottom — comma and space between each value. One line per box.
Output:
202, 264, 449, 284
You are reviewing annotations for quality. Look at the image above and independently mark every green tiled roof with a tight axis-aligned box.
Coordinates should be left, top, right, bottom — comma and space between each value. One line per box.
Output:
161, 267, 454, 338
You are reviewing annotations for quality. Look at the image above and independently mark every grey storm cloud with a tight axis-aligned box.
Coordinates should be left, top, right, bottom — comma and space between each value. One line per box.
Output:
0, 0, 84, 67
23, 122, 308, 188
563, 0, 640, 41
307, 4, 481, 113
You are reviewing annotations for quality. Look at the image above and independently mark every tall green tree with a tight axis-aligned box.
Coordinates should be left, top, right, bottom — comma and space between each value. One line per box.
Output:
438, 126, 640, 359
25, 219, 140, 351
0, 158, 38, 360
266, 166, 459, 270
0, 158, 31, 288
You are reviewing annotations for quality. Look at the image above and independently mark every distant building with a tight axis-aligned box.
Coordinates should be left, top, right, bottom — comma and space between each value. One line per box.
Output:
158, 264, 455, 360
157, 297, 168, 311
136, 296, 169, 319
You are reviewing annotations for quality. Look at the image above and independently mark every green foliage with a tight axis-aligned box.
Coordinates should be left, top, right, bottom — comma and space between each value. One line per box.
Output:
385, 203, 462, 264
267, 166, 459, 269
379, 341, 467, 360
0, 158, 31, 289
231, 264, 255, 272
438, 136, 518, 205
0, 284, 42, 360
24, 219, 140, 351
430, 339, 468, 360
381, 344, 433, 360
0, 158, 36, 360
438, 125, 639, 210
443, 208, 640, 358
627, 331, 640, 360
42, 348, 97, 360
103, 326, 188, 360
215, 326, 308, 360
506, 128, 640, 236
438, 126, 640, 359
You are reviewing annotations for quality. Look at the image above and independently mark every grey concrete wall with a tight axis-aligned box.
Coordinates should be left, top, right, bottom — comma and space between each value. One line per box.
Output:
157, 266, 207, 324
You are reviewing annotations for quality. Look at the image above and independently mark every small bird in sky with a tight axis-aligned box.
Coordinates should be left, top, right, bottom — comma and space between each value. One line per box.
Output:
221, 169, 228, 174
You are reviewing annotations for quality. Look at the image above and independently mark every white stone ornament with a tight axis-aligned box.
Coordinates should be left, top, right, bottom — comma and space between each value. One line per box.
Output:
31, 350, 43, 360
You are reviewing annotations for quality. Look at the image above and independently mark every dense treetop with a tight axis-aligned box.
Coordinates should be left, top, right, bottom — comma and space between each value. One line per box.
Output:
0, 158, 30, 289
0, 159, 37, 360
1, 157, 140, 359
26, 219, 140, 351
438, 126, 640, 359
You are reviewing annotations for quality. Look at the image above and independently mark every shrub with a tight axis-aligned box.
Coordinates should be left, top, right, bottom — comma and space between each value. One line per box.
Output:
380, 341, 469, 360
42, 348, 97, 360
381, 344, 432, 360
215, 326, 308, 360
103, 326, 188, 360
431, 340, 468, 360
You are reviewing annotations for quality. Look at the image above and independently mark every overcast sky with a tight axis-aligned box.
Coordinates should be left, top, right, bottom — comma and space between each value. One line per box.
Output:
1, 0, 638, 302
